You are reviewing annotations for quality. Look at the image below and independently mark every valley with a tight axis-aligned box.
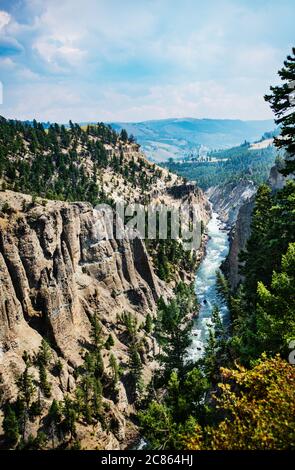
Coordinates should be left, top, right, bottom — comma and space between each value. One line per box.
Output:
0, 104, 294, 450
111, 118, 275, 163
0, 0, 294, 458
0, 46, 294, 453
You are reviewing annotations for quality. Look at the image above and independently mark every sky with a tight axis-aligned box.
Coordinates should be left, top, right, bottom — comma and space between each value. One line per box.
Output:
0, 0, 294, 123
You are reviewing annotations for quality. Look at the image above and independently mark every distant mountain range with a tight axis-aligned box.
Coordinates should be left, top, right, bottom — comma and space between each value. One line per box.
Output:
110, 118, 276, 162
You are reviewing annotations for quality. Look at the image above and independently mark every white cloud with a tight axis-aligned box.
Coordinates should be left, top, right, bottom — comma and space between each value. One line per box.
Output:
0, 77, 273, 123
0, 57, 16, 69
0, 0, 294, 121
0, 10, 11, 30
33, 41, 86, 68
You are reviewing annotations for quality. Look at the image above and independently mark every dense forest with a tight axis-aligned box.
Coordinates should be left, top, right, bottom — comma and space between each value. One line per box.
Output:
137, 48, 295, 449
162, 138, 279, 190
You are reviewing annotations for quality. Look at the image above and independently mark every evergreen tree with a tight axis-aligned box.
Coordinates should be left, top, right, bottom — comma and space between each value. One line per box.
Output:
36, 339, 52, 398
128, 344, 143, 400
144, 313, 153, 334
38, 362, 51, 398
109, 353, 119, 386
3, 405, 19, 445
63, 397, 77, 440
90, 313, 103, 349
48, 399, 62, 448
265, 47, 295, 176
156, 297, 192, 379
105, 334, 115, 350
17, 366, 35, 409
240, 184, 273, 303
255, 242, 295, 355
120, 129, 128, 143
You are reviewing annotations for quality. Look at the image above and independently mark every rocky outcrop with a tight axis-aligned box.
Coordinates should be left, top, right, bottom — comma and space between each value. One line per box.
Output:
223, 165, 289, 290
268, 165, 286, 190
207, 179, 256, 229
222, 198, 254, 289
167, 184, 196, 198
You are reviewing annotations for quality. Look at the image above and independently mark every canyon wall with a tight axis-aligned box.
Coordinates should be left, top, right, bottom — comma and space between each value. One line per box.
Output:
0, 183, 210, 448
222, 165, 288, 290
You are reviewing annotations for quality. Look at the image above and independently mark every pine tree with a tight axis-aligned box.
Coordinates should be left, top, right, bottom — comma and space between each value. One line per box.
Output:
144, 313, 153, 334
63, 397, 77, 440
156, 297, 192, 379
3, 405, 19, 445
240, 184, 273, 303
48, 400, 62, 448
255, 242, 295, 355
120, 129, 128, 143
129, 344, 143, 400
265, 47, 295, 176
36, 339, 52, 398
17, 366, 35, 408
38, 362, 51, 398
109, 353, 119, 385
90, 313, 103, 349
105, 334, 115, 350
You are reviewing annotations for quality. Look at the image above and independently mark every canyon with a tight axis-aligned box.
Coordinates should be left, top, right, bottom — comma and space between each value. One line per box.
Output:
0, 123, 211, 449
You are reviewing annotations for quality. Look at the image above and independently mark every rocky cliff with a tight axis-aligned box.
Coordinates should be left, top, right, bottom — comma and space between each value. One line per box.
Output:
0, 118, 212, 449
222, 198, 254, 289
206, 179, 256, 229
0, 185, 210, 449
0, 189, 170, 448
223, 165, 289, 290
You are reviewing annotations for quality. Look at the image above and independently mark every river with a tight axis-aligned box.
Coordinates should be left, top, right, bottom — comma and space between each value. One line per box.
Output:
188, 211, 230, 361
135, 211, 230, 449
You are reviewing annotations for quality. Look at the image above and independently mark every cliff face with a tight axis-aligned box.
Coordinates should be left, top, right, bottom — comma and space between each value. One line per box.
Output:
223, 165, 289, 290
0, 184, 210, 448
222, 198, 254, 289
206, 180, 256, 290
0, 190, 168, 448
207, 179, 256, 228
0, 117, 212, 448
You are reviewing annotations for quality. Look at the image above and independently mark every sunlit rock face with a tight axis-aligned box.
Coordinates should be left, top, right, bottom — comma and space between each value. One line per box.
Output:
0, 181, 211, 448
206, 179, 256, 229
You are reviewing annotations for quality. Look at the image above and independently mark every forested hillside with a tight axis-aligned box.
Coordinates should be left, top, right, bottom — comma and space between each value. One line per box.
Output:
0, 118, 168, 205
163, 139, 278, 190
111, 118, 275, 162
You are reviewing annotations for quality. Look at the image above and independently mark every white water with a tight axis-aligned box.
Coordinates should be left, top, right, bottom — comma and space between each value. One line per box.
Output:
135, 212, 230, 449
188, 212, 230, 361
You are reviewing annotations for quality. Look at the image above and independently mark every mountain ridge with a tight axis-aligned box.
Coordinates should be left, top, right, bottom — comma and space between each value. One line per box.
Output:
109, 117, 275, 162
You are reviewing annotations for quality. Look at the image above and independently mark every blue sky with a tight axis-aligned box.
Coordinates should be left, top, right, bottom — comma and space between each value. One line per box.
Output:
0, 0, 294, 122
